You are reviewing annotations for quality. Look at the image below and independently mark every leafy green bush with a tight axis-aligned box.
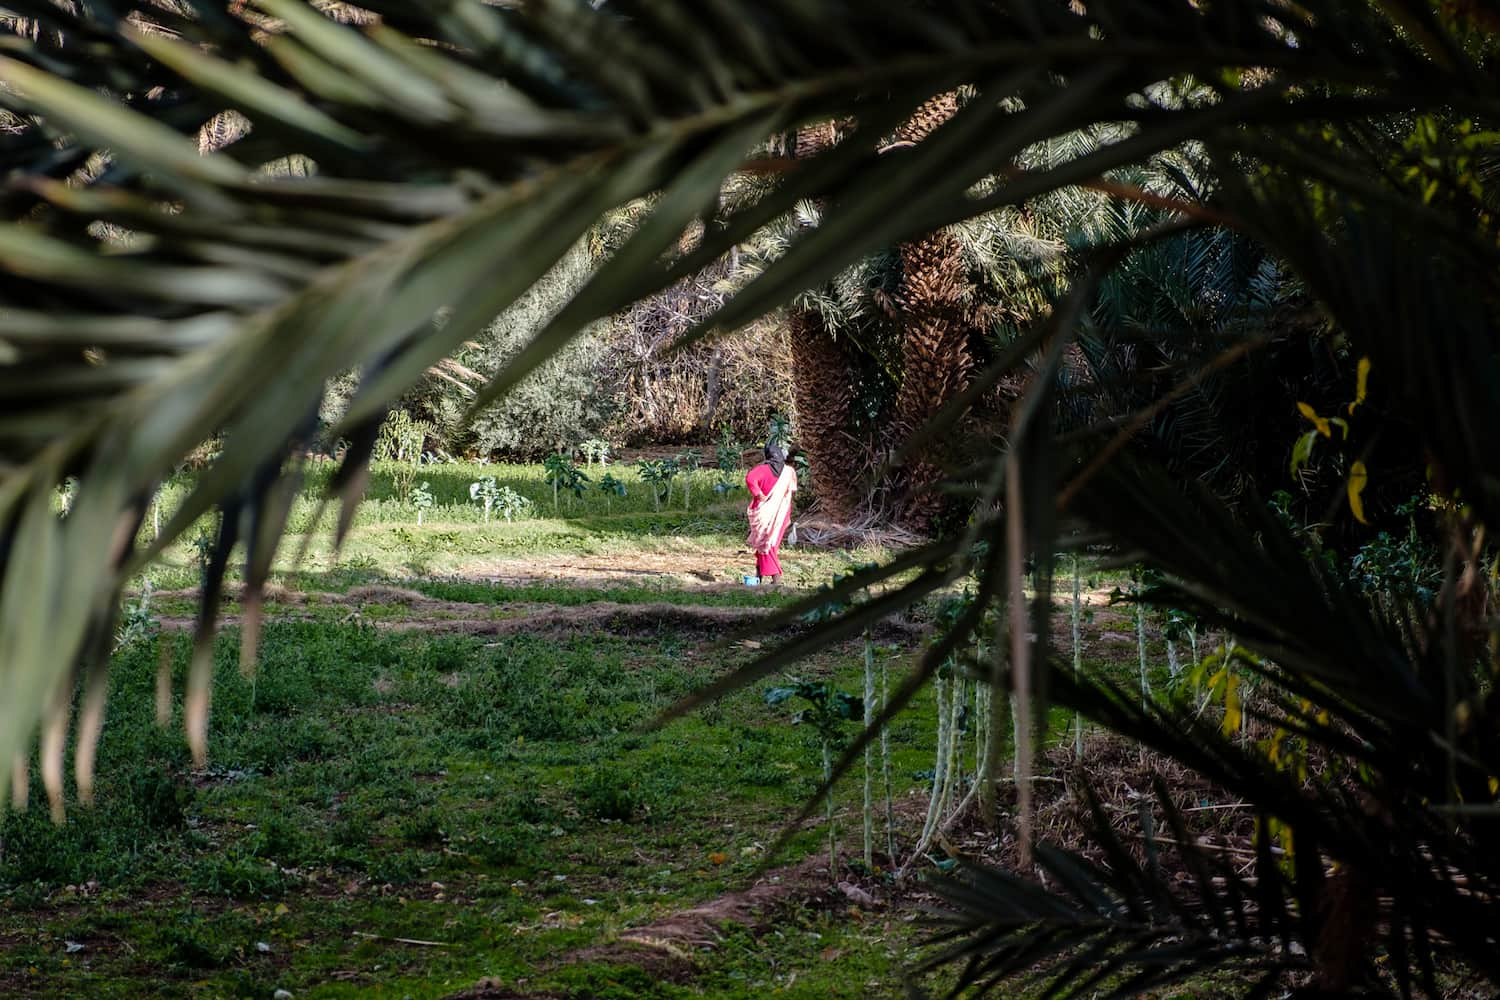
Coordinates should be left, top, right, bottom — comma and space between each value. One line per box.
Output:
156, 912, 236, 969
396, 807, 448, 848
188, 851, 287, 900
474, 829, 533, 867
124, 764, 193, 832
244, 813, 315, 867
426, 241, 616, 458
368, 850, 428, 885
574, 765, 646, 822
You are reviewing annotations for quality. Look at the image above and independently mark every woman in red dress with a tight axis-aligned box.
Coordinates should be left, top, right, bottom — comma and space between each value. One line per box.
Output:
745, 440, 797, 584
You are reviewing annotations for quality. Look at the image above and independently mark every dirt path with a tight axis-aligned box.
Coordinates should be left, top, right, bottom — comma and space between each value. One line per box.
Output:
444, 857, 884, 996
464, 551, 758, 590
155, 600, 772, 638
151, 581, 938, 643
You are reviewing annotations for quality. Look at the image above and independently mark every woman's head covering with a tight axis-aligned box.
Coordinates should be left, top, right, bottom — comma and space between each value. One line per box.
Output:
764, 439, 787, 477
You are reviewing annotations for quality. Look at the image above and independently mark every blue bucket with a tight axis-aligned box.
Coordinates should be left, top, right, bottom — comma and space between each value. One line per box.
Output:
742, 575, 760, 586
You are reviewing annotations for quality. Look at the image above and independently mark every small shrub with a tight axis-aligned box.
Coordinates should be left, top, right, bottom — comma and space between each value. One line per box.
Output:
493, 485, 533, 522
396, 807, 447, 848
469, 476, 500, 521
368, 850, 427, 885
124, 764, 192, 832
157, 912, 235, 969
474, 829, 532, 867
189, 852, 287, 900
574, 765, 645, 822
580, 438, 611, 466
715, 425, 743, 474
498, 794, 561, 828
244, 813, 312, 866
410, 481, 434, 525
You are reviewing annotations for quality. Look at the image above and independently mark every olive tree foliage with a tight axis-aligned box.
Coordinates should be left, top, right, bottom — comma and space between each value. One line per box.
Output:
423, 239, 615, 458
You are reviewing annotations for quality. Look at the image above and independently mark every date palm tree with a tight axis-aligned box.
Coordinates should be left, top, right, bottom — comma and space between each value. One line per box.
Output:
888, 92, 976, 531
785, 120, 868, 522
2, 2, 1499, 996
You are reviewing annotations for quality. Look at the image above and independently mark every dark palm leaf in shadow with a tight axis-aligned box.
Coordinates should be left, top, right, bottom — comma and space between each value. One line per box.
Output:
920, 791, 1308, 1000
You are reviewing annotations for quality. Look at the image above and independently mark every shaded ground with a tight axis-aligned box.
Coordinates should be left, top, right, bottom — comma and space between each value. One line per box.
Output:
467, 552, 752, 590
0, 592, 941, 999
152, 581, 926, 647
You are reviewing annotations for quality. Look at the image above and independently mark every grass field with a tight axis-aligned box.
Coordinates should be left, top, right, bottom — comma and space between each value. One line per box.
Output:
3, 460, 1183, 999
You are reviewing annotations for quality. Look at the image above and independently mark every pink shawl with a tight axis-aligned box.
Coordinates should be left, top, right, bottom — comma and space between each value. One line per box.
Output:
747, 465, 797, 554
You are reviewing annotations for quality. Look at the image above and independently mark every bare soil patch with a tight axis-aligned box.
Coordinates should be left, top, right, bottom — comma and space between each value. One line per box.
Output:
464, 550, 752, 590
152, 585, 925, 646
462, 856, 888, 990
155, 601, 775, 639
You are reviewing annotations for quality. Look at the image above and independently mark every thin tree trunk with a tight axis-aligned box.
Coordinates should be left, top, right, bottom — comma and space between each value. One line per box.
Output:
975, 629, 999, 827
1071, 555, 1085, 760
702, 346, 724, 433
906, 672, 950, 877
945, 676, 964, 819
863, 629, 875, 871
823, 740, 836, 878
881, 649, 895, 862
1137, 600, 1150, 709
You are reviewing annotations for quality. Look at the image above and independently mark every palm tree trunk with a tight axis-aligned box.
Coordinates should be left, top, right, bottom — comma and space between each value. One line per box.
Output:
785, 120, 866, 523
788, 308, 863, 521
888, 94, 975, 532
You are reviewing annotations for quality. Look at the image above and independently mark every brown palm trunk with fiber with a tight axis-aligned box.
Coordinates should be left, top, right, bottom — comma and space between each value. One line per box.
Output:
788, 309, 863, 521
786, 120, 865, 521
889, 94, 974, 532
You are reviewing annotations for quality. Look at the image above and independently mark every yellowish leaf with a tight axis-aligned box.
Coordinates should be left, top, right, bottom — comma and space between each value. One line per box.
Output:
1489, 776, 1498, 797
1220, 674, 1242, 737
1348, 460, 1370, 525
1297, 401, 1332, 438
1207, 667, 1227, 698
1348, 357, 1371, 414
708, 851, 728, 865
1290, 430, 1318, 475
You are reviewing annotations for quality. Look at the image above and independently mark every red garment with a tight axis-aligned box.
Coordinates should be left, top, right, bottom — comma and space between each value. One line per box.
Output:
746, 462, 792, 577
746, 462, 779, 509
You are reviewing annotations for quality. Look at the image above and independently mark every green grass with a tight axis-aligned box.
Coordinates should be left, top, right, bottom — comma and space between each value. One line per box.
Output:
136, 460, 888, 597
0, 618, 943, 998
16, 461, 1237, 998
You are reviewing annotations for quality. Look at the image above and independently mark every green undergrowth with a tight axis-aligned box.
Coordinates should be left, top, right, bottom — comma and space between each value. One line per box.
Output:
134, 461, 890, 599
0, 621, 943, 998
